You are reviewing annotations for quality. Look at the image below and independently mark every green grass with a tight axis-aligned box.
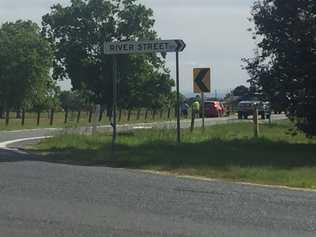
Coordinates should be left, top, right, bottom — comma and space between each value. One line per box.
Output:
32, 121, 316, 189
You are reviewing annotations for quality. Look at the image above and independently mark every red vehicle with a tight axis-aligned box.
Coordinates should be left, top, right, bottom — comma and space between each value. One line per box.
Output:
202, 101, 225, 117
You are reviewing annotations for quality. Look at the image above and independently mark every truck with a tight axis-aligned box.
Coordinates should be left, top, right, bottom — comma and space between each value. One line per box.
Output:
237, 101, 271, 120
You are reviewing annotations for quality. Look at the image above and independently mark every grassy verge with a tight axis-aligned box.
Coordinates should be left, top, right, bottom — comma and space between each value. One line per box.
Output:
32, 121, 316, 189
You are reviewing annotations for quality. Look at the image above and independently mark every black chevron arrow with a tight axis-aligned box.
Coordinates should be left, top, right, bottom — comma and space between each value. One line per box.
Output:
175, 40, 186, 52
194, 69, 210, 92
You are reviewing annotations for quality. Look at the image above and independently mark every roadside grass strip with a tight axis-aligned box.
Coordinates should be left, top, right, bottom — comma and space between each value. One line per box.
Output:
31, 121, 316, 189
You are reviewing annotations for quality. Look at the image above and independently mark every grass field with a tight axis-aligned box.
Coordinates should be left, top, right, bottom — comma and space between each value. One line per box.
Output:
33, 121, 316, 189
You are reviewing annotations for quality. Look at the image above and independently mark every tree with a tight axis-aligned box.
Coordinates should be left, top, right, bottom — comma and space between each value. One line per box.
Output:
232, 85, 250, 98
42, 0, 174, 110
244, 0, 316, 136
59, 90, 89, 111
31, 81, 61, 112
0, 20, 53, 111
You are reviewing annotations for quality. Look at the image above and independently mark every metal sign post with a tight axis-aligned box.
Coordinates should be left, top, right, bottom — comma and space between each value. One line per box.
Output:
176, 51, 181, 144
112, 55, 118, 151
201, 92, 205, 130
104, 39, 186, 146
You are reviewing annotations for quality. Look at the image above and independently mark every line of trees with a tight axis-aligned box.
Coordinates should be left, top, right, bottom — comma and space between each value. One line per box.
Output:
0, 0, 177, 119
0, 20, 55, 117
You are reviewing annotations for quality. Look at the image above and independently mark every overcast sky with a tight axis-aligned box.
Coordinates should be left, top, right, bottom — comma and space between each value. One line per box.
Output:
0, 0, 255, 96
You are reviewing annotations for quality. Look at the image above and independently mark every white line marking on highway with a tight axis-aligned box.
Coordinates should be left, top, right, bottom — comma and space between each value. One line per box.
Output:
3, 128, 62, 133
0, 136, 52, 149
133, 126, 153, 130
140, 170, 316, 193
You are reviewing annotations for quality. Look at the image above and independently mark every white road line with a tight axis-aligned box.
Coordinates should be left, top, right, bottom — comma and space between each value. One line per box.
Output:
0, 136, 52, 149
3, 128, 62, 133
133, 126, 153, 130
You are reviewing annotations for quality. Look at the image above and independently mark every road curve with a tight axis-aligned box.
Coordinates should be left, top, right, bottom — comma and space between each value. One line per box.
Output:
0, 150, 315, 237
2, 114, 309, 237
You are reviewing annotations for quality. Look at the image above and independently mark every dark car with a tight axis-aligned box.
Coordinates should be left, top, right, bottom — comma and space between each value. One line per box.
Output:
237, 101, 271, 120
202, 101, 225, 117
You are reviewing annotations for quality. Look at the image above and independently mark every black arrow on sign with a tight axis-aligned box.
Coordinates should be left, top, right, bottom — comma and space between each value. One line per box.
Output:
175, 40, 186, 52
194, 69, 209, 92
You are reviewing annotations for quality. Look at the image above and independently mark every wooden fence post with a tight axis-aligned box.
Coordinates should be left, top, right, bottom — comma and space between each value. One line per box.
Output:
76, 110, 81, 123
118, 108, 122, 122
88, 108, 93, 123
190, 109, 195, 132
98, 106, 103, 122
50, 108, 54, 126
0, 107, 4, 119
127, 108, 132, 121
5, 110, 9, 126
145, 109, 148, 120
21, 109, 25, 126
64, 108, 69, 124
152, 110, 156, 120
253, 108, 259, 138
137, 109, 141, 120
37, 111, 41, 126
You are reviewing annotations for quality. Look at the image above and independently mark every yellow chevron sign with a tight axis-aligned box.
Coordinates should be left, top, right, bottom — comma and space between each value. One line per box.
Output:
193, 68, 211, 93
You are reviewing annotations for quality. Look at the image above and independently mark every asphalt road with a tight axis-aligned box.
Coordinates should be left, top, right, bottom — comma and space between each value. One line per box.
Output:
0, 149, 315, 237
2, 113, 310, 237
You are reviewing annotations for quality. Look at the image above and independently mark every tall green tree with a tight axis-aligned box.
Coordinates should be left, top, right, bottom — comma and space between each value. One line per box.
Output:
59, 90, 90, 111
42, 0, 174, 110
232, 85, 250, 98
0, 20, 53, 111
244, 0, 316, 136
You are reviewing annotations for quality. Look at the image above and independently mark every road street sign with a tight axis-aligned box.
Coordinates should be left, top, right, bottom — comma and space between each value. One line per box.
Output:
104, 39, 186, 55
193, 68, 211, 93
104, 39, 186, 145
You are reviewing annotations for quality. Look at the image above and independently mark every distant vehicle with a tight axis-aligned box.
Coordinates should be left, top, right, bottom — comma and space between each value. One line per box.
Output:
237, 101, 271, 120
201, 101, 225, 117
